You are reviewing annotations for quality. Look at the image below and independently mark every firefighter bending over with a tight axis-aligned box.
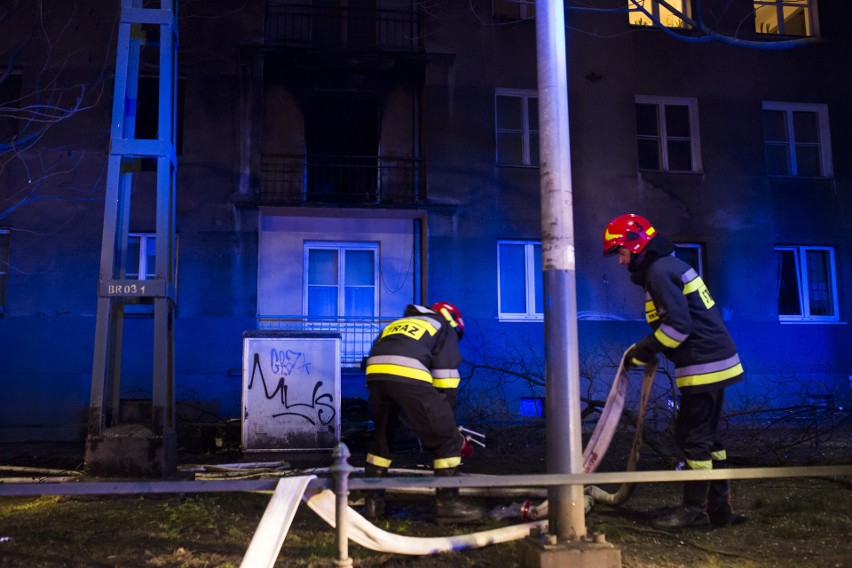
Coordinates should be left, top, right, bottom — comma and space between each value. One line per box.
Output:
363, 302, 483, 524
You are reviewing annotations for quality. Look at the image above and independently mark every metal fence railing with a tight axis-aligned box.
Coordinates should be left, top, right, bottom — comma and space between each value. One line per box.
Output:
265, 3, 424, 52
260, 154, 424, 206
257, 315, 395, 366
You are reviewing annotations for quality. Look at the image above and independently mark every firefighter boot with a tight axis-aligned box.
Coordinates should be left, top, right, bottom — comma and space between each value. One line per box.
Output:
363, 464, 388, 521
649, 481, 711, 532
434, 468, 486, 525
707, 471, 747, 527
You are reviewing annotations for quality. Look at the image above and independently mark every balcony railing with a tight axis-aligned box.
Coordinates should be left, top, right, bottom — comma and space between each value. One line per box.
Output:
265, 3, 423, 52
257, 315, 395, 367
260, 154, 424, 205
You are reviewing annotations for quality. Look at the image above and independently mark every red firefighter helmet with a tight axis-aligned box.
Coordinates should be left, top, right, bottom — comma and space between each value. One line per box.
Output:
430, 301, 465, 338
603, 213, 657, 256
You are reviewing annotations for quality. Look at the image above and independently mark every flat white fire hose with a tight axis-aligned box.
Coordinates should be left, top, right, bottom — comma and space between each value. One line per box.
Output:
241, 356, 655, 565
302, 485, 547, 555
494, 356, 659, 520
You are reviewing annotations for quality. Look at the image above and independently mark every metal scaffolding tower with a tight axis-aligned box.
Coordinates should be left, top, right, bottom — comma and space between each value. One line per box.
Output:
86, 0, 179, 477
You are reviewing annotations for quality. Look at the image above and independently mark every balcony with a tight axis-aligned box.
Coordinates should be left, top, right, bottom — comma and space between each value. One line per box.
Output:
257, 315, 395, 367
260, 153, 424, 206
265, 2, 424, 52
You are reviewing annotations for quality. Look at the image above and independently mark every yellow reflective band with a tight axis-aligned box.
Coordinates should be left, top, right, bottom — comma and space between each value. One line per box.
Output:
432, 378, 460, 389
366, 454, 392, 468
645, 299, 659, 323
683, 276, 716, 309
677, 363, 744, 389
366, 363, 433, 383
380, 318, 438, 340
646, 227, 656, 237
654, 327, 682, 349
433, 456, 462, 470
711, 450, 727, 462
686, 458, 712, 470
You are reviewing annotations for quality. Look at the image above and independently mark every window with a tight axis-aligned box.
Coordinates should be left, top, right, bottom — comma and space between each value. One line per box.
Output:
498, 240, 542, 320
493, 0, 535, 20
754, 1, 816, 36
762, 102, 832, 178
495, 89, 539, 167
674, 243, 704, 278
635, 96, 701, 173
305, 242, 378, 318
0, 229, 9, 313
775, 246, 839, 322
127, 234, 157, 279
628, 0, 689, 28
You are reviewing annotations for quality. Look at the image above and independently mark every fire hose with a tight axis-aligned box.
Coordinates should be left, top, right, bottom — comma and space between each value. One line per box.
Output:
491, 355, 659, 520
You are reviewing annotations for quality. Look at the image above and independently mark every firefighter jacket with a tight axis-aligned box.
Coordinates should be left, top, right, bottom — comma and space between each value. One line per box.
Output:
629, 236, 744, 394
365, 304, 462, 388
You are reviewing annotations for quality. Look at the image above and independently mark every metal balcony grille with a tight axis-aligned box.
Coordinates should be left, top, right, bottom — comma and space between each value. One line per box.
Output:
265, 3, 423, 52
260, 154, 424, 205
256, 315, 394, 366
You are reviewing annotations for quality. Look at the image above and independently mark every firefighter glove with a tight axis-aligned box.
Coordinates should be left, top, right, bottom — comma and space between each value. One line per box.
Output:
624, 335, 660, 368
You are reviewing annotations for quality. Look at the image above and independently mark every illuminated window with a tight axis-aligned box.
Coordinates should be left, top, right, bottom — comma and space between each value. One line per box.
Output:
495, 89, 539, 167
775, 246, 838, 322
628, 0, 688, 28
498, 240, 542, 321
635, 96, 702, 173
674, 243, 704, 278
754, 1, 816, 36
0, 229, 9, 313
763, 102, 832, 178
304, 242, 377, 318
127, 234, 156, 279
493, 0, 535, 20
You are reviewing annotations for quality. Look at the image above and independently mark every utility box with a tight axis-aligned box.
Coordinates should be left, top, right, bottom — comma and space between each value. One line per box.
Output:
242, 330, 341, 452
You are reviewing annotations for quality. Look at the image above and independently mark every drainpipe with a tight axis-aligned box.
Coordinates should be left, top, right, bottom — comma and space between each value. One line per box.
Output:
535, 0, 587, 541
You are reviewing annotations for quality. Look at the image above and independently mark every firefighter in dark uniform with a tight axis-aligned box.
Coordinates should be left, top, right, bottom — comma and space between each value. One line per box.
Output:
604, 213, 747, 531
363, 302, 482, 524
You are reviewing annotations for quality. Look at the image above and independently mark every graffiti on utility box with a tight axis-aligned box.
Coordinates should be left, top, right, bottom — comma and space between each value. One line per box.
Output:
242, 331, 341, 452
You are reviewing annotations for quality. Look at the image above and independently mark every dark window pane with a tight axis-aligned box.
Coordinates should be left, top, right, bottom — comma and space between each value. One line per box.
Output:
496, 96, 522, 129
665, 105, 690, 137
635, 103, 659, 136
776, 249, 802, 316
127, 237, 141, 278
765, 143, 789, 175
763, 110, 787, 142
674, 247, 700, 273
637, 139, 660, 169
533, 244, 543, 313
667, 140, 692, 171
308, 286, 338, 317
527, 98, 538, 128
529, 132, 539, 165
344, 287, 374, 317
795, 144, 821, 177
805, 250, 833, 316
497, 132, 524, 164
792, 111, 819, 143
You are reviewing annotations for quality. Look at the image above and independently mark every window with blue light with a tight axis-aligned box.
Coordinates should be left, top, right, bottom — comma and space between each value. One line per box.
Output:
127, 234, 157, 279
305, 242, 377, 319
495, 89, 539, 167
775, 245, 839, 322
628, 0, 689, 29
635, 96, 702, 173
763, 101, 832, 178
498, 240, 543, 321
519, 397, 544, 418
